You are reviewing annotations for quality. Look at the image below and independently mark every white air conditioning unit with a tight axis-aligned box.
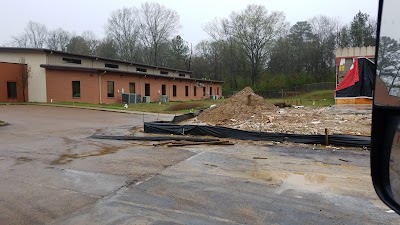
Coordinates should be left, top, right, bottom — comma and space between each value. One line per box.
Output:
142, 96, 151, 103
210, 95, 217, 100
160, 95, 169, 103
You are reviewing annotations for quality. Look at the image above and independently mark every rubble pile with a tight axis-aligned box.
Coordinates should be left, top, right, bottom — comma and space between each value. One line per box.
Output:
198, 87, 276, 125
196, 87, 371, 136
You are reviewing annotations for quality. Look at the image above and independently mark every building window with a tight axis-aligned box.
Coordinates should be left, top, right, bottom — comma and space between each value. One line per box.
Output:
203, 87, 206, 96
137, 68, 147, 72
210, 87, 213, 96
160, 71, 168, 75
161, 84, 166, 95
179, 73, 185, 77
217, 87, 219, 96
107, 81, 114, 98
129, 82, 135, 93
185, 86, 189, 97
105, 63, 119, 69
7, 82, 17, 98
72, 81, 80, 98
194, 86, 197, 96
63, 57, 81, 64
145, 83, 150, 96
173, 85, 177, 97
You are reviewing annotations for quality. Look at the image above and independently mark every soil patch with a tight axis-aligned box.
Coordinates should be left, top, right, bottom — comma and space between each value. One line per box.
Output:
51, 145, 126, 165
198, 87, 276, 125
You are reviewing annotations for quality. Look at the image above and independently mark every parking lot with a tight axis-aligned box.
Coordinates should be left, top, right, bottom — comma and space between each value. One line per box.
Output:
0, 105, 398, 224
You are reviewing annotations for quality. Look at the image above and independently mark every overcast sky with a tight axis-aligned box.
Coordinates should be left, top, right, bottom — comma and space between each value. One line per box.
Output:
0, 0, 378, 47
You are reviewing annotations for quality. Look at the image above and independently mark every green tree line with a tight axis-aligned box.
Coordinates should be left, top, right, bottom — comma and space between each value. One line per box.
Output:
7, 3, 376, 93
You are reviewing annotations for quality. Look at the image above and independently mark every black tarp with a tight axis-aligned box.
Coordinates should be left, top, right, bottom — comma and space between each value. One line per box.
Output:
336, 57, 375, 98
144, 122, 370, 148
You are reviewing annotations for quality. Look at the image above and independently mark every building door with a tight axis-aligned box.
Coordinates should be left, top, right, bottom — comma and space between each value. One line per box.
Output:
145, 83, 150, 96
210, 87, 213, 96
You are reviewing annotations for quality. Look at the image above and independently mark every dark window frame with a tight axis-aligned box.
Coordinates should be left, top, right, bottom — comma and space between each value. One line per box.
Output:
185, 86, 189, 97
160, 71, 168, 75
179, 73, 185, 77
107, 81, 114, 98
210, 87, 213, 96
194, 86, 197, 96
173, 85, 177, 97
145, 83, 151, 96
105, 63, 119, 69
137, 68, 147, 72
161, 84, 166, 95
203, 87, 206, 96
72, 81, 81, 98
63, 57, 81, 64
7, 81, 17, 99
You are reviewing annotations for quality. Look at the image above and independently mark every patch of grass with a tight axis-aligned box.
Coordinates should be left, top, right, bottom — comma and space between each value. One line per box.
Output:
166, 102, 207, 111
266, 90, 335, 107
54, 99, 223, 114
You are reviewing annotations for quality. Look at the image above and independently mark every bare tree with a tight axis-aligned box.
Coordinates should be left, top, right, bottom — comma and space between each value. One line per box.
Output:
203, 18, 229, 41
308, 15, 339, 78
139, 2, 180, 65
12, 21, 48, 48
18, 57, 31, 102
309, 15, 341, 44
226, 5, 288, 86
106, 7, 141, 62
47, 28, 71, 51
82, 31, 99, 55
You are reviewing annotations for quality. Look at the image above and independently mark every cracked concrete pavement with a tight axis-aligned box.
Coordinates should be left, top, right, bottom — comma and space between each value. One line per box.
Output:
0, 105, 398, 224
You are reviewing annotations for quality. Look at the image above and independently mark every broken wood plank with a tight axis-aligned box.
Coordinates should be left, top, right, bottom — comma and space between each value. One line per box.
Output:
91, 135, 220, 142
253, 157, 268, 160
153, 141, 175, 146
339, 158, 350, 162
167, 140, 234, 147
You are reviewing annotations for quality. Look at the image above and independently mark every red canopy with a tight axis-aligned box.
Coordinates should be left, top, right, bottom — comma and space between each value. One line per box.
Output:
336, 59, 359, 91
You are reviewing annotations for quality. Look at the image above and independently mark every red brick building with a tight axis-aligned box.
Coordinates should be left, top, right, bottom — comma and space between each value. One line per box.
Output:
0, 62, 28, 103
0, 48, 223, 104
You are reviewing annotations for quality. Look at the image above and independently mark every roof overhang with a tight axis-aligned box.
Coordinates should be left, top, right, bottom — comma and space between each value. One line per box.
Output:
0, 47, 193, 74
40, 64, 225, 84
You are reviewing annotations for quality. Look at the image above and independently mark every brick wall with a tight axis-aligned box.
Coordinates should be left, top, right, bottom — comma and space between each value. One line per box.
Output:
46, 69, 223, 104
0, 62, 28, 102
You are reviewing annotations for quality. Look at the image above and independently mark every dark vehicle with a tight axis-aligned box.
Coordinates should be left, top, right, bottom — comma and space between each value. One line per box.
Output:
371, 0, 400, 215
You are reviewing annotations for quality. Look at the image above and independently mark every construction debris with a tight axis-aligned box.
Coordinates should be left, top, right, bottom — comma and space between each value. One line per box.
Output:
196, 87, 371, 136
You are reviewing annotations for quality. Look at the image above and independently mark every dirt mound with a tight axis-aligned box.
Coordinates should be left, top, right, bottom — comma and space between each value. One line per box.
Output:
198, 87, 276, 125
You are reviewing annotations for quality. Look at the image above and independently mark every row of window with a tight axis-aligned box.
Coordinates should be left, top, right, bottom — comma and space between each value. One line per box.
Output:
62, 57, 186, 76
71, 81, 219, 98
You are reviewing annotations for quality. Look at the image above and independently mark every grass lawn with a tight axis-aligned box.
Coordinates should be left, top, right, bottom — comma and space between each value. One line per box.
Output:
265, 90, 335, 107
1, 90, 334, 114
55, 90, 334, 114
55, 99, 223, 114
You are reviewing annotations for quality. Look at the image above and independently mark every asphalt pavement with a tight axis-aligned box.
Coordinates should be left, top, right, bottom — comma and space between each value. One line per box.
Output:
0, 105, 397, 224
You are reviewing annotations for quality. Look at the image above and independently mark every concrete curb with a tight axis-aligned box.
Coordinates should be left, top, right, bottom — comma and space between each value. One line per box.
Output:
0, 103, 177, 117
